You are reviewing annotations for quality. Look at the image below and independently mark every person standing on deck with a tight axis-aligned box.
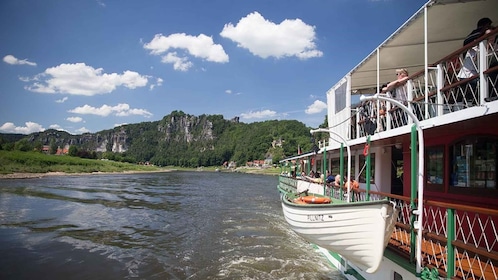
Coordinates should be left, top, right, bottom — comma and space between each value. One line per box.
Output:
382, 69, 409, 104
458, 17, 494, 80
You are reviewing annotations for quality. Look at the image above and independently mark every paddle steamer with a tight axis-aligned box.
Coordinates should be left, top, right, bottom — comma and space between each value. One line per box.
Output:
278, 1, 498, 279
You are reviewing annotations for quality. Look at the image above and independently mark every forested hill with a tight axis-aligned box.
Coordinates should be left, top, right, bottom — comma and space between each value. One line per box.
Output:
0, 111, 326, 167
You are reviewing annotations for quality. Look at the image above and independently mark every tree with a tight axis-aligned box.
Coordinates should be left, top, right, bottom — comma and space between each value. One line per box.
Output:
68, 145, 79, 156
15, 139, 32, 152
49, 139, 58, 154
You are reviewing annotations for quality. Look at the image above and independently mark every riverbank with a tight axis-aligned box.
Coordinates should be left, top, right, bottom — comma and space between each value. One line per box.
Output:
0, 151, 281, 179
0, 169, 177, 179
0, 167, 280, 180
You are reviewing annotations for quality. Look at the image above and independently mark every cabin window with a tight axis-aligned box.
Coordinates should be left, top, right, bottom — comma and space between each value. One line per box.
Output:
330, 157, 356, 181
426, 146, 444, 192
359, 153, 375, 184
334, 82, 347, 113
450, 136, 497, 189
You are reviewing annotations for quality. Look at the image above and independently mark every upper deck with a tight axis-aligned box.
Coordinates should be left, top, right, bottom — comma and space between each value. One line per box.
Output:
324, 0, 498, 150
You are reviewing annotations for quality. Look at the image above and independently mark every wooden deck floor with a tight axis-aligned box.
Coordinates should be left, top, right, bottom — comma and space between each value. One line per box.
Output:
388, 229, 497, 280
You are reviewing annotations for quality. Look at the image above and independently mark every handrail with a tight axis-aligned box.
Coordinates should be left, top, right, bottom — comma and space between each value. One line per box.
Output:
424, 200, 498, 217
432, 27, 498, 66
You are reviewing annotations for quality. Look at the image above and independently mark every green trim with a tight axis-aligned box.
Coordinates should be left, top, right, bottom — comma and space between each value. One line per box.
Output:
384, 249, 417, 275
446, 208, 455, 278
315, 248, 367, 280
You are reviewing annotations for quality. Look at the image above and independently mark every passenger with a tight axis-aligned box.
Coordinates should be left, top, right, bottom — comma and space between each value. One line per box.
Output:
344, 179, 360, 190
463, 17, 493, 47
383, 69, 409, 126
382, 69, 409, 105
458, 17, 494, 80
333, 174, 342, 188
326, 171, 334, 184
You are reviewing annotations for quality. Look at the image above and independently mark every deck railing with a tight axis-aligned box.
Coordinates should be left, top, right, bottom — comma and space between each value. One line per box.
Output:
355, 187, 498, 280
278, 176, 498, 279
353, 28, 498, 139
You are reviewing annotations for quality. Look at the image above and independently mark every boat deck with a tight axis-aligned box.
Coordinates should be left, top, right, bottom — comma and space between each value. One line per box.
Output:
389, 229, 498, 280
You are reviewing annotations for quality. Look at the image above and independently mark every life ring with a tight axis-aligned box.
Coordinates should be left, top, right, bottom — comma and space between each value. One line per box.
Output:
363, 144, 370, 156
300, 196, 331, 204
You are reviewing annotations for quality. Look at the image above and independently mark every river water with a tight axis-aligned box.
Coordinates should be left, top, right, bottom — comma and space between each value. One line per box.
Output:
0, 171, 344, 280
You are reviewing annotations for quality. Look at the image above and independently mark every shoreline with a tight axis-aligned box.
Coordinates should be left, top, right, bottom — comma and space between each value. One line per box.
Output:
0, 169, 176, 180
0, 167, 279, 179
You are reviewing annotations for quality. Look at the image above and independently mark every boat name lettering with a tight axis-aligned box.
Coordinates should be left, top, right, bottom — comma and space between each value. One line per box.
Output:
307, 214, 324, 222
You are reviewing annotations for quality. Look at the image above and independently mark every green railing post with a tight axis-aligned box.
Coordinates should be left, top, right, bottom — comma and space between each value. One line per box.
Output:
410, 124, 417, 263
366, 136, 371, 201
323, 146, 327, 194
307, 156, 310, 175
340, 143, 344, 200
446, 208, 455, 279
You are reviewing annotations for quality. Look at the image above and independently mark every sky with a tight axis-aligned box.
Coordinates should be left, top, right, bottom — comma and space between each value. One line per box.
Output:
0, 0, 428, 135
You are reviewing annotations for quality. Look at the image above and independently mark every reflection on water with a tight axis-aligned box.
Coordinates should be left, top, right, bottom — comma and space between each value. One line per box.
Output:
0, 172, 344, 279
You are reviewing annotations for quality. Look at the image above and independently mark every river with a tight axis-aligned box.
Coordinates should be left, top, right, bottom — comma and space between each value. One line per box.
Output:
0, 171, 344, 280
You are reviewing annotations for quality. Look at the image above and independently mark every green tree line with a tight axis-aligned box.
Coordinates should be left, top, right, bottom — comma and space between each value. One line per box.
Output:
0, 111, 328, 168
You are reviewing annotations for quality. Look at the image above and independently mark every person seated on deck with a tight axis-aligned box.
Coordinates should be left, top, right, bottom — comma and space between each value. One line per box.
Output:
333, 174, 342, 188
304, 171, 324, 184
326, 170, 334, 184
344, 179, 360, 190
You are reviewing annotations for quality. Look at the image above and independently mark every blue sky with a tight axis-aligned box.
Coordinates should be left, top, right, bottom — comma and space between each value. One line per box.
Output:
0, 0, 427, 135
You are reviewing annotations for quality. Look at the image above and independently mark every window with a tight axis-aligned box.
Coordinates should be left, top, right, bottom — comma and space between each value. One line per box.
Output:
359, 154, 375, 183
426, 146, 444, 191
334, 82, 347, 114
450, 136, 497, 189
330, 157, 356, 181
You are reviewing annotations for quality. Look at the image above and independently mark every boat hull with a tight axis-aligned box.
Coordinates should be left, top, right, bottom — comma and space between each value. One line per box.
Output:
281, 194, 397, 273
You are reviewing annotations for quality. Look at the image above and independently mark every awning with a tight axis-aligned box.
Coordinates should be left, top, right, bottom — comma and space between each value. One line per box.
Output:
349, 0, 498, 94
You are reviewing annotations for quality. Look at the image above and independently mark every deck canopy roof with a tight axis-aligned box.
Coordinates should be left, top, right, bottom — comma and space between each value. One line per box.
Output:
350, 0, 498, 94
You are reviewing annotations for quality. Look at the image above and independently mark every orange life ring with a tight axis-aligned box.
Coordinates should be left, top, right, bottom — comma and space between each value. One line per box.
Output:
300, 196, 331, 204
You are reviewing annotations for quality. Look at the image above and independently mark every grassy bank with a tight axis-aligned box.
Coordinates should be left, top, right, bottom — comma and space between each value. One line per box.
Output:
0, 150, 163, 175
0, 150, 281, 176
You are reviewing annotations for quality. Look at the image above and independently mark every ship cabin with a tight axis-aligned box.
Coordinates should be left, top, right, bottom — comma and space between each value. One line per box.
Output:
280, 0, 498, 279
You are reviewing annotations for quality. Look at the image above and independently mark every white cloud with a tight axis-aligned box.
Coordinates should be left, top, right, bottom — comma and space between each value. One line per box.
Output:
56, 97, 69, 103
49, 124, 63, 130
305, 100, 327, 114
220, 12, 323, 59
68, 103, 153, 118
161, 52, 193, 71
75, 127, 90, 134
150, 77, 163, 90
48, 124, 70, 133
24, 63, 149, 96
143, 33, 229, 70
225, 89, 241, 95
66, 116, 83, 123
3, 55, 37, 66
0, 122, 44, 134
240, 109, 277, 119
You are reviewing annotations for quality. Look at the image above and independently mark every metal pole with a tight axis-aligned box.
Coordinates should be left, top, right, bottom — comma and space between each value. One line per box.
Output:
360, 94, 425, 277
410, 125, 417, 263
340, 143, 344, 199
